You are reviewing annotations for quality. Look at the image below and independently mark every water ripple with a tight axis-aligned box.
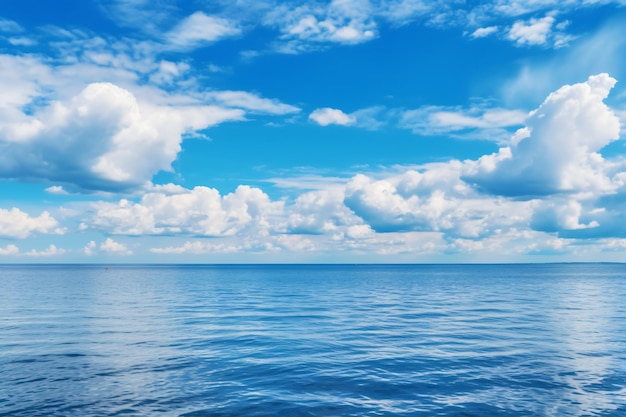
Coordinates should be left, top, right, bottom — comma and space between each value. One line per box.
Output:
1, 264, 626, 416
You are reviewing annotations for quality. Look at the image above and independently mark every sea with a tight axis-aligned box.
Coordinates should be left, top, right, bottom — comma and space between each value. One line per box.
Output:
1, 264, 625, 417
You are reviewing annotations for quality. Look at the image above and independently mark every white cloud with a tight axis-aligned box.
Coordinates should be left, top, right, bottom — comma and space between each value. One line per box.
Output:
149, 60, 191, 85
8, 37, 37, 46
343, 166, 533, 238
309, 107, 356, 126
166, 12, 241, 49
0, 82, 244, 192
25, 244, 66, 257
0, 208, 64, 238
88, 185, 285, 237
0, 244, 19, 255
45, 186, 69, 195
471, 26, 498, 38
508, 15, 555, 46
265, 0, 377, 52
150, 240, 250, 255
288, 188, 362, 234
466, 74, 621, 197
0, 18, 23, 33
83, 240, 96, 256
205, 91, 301, 114
400, 104, 527, 142
531, 199, 599, 232
503, 21, 626, 106
100, 238, 132, 255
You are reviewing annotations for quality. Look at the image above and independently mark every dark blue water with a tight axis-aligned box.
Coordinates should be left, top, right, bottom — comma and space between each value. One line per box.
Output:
1, 264, 626, 416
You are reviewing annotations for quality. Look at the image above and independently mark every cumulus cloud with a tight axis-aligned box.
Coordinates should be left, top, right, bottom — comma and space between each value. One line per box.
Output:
531, 199, 599, 232
45, 186, 69, 195
309, 107, 355, 126
287, 188, 362, 234
83, 240, 96, 256
344, 167, 533, 238
100, 238, 132, 255
508, 15, 555, 46
0, 244, 19, 255
88, 185, 285, 237
0, 82, 244, 192
166, 12, 241, 49
466, 74, 621, 197
25, 244, 66, 257
0, 208, 64, 238
265, 0, 377, 52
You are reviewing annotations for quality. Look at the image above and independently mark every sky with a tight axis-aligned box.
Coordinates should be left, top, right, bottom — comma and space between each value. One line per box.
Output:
1, 0, 626, 263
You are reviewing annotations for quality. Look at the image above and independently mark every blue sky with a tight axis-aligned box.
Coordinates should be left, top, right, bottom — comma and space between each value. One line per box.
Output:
1, 0, 626, 263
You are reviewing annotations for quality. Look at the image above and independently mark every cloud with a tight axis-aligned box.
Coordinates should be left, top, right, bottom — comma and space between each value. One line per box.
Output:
0, 244, 19, 255
507, 15, 555, 46
309, 107, 355, 126
87, 185, 285, 236
166, 12, 241, 50
83, 240, 96, 256
0, 208, 64, 238
343, 166, 533, 238
287, 188, 362, 234
100, 237, 132, 255
0, 82, 244, 192
265, 0, 377, 53
25, 244, 66, 257
149, 233, 318, 255
502, 21, 626, 106
466, 74, 621, 197
400, 104, 527, 142
205, 91, 301, 114
531, 199, 599, 232
45, 186, 69, 195
471, 26, 498, 39
0, 18, 23, 33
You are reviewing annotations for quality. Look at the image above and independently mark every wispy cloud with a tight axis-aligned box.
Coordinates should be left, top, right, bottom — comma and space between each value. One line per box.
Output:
165, 12, 241, 50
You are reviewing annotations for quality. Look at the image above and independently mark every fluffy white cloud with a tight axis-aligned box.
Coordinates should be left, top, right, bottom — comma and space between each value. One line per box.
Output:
343, 166, 533, 238
166, 12, 241, 49
100, 238, 132, 255
45, 186, 69, 195
287, 188, 363, 233
508, 15, 555, 46
466, 74, 621, 197
0, 244, 19, 255
0, 82, 244, 191
83, 240, 96, 256
309, 107, 355, 126
531, 199, 599, 232
88, 185, 285, 236
0, 208, 64, 238
265, 0, 377, 52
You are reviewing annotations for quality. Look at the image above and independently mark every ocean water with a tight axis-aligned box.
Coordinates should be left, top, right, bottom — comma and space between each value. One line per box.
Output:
1, 264, 626, 417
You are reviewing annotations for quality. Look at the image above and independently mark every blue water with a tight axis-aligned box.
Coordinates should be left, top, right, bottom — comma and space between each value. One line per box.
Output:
1, 264, 626, 416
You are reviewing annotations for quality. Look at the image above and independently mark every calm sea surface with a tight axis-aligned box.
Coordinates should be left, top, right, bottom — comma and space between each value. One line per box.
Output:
1, 264, 626, 416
